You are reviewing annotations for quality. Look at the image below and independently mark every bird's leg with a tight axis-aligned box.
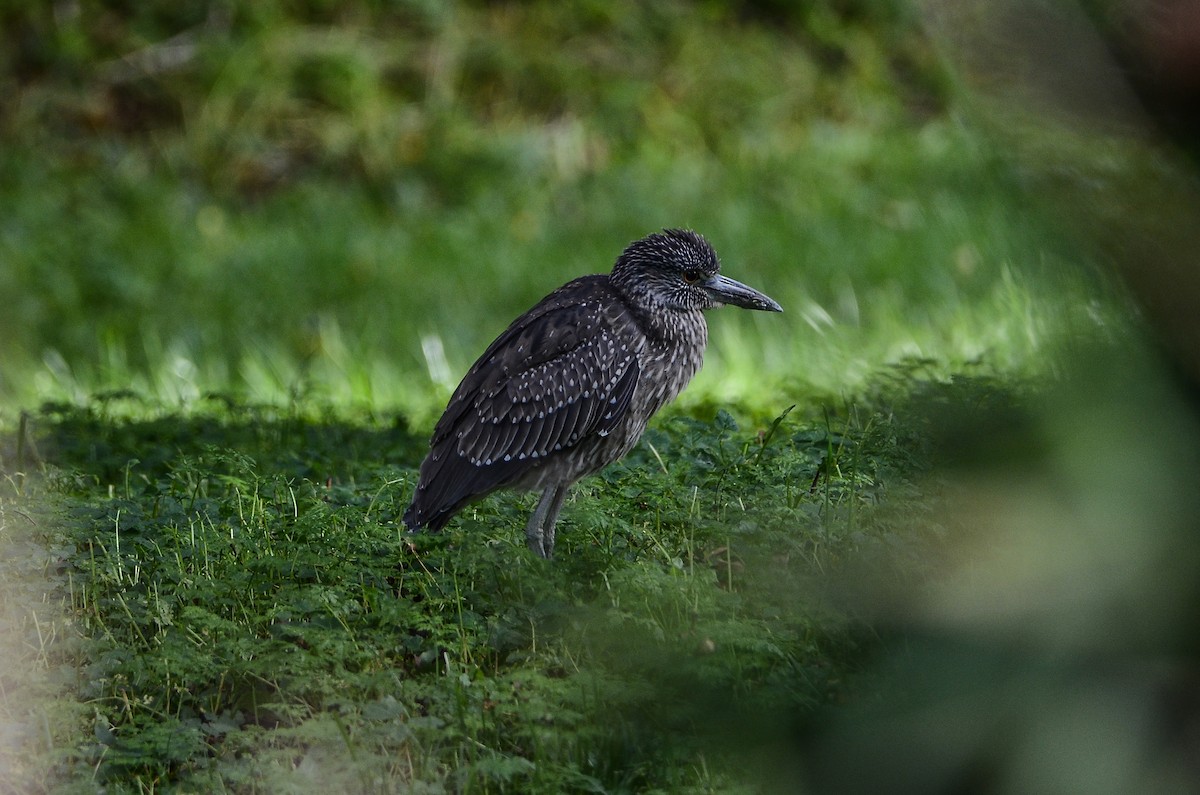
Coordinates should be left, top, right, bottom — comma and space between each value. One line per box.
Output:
524, 486, 556, 556
539, 485, 569, 558
525, 484, 568, 558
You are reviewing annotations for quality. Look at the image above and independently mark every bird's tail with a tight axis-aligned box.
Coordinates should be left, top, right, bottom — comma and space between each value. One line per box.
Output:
404, 454, 526, 533
402, 499, 453, 532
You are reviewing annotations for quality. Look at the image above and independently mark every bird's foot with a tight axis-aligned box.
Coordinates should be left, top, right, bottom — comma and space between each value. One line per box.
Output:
525, 531, 553, 559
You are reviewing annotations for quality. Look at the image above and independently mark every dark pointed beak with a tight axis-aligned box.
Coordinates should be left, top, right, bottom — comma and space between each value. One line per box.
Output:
702, 274, 783, 312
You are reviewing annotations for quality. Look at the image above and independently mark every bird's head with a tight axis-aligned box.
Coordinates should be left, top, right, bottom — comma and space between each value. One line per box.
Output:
611, 229, 782, 314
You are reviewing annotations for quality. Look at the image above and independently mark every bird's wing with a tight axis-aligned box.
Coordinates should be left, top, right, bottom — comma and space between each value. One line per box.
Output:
450, 296, 640, 466
407, 280, 641, 528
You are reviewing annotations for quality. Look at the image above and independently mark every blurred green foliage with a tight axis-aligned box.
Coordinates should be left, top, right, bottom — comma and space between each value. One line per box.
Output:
0, 0, 1108, 417
0, 0, 938, 201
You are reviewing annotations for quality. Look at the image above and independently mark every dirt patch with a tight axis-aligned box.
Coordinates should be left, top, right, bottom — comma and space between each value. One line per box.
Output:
0, 496, 81, 794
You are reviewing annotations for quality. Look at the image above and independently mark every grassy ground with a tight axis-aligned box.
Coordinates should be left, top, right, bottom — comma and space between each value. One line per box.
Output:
4, 1, 1195, 793
3, 381, 948, 792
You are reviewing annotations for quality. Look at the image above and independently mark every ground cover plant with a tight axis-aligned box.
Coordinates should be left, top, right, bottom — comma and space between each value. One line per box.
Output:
6, 376, 995, 792
4, 1, 1199, 793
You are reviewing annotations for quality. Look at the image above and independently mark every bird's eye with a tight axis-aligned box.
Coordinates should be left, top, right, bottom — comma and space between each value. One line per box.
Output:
682, 270, 702, 285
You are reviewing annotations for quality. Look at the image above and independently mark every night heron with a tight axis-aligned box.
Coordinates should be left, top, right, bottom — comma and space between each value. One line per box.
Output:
403, 229, 782, 557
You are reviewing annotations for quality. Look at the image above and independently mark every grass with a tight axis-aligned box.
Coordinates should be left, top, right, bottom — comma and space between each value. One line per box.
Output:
6, 382, 952, 792
3, 1, 1193, 792
0, 118, 1111, 424
0, 0, 1109, 419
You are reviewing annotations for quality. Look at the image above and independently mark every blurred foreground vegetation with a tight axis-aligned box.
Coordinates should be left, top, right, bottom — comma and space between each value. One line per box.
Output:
4, 1, 1200, 793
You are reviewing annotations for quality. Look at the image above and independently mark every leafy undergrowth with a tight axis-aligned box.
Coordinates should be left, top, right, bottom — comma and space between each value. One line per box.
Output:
6, 377, 1010, 793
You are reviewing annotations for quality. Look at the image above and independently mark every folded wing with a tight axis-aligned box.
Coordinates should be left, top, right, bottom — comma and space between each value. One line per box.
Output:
404, 279, 640, 530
